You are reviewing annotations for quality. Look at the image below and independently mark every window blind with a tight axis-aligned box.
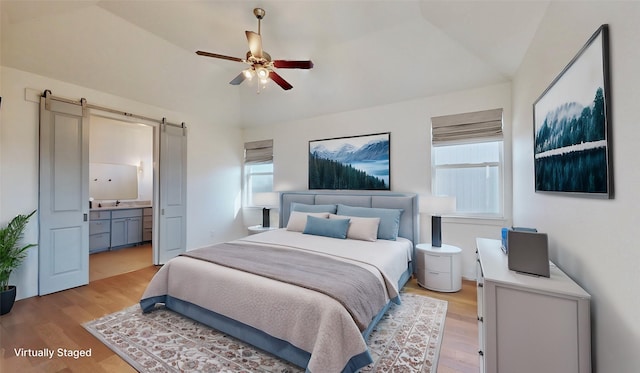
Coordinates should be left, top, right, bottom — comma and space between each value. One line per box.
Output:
431, 108, 503, 146
244, 139, 273, 164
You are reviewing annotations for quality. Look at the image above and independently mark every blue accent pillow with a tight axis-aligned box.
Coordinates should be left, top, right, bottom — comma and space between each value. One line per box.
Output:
336, 204, 403, 240
303, 215, 350, 239
291, 202, 337, 214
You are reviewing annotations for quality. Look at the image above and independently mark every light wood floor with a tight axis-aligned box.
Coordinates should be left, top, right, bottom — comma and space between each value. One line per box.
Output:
405, 279, 479, 372
89, 243, 152, 282
1, 249, 479, 373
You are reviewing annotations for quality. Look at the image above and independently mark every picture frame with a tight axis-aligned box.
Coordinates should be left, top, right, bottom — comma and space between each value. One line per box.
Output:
309, 132, 390, 190
533, 24, 612, 198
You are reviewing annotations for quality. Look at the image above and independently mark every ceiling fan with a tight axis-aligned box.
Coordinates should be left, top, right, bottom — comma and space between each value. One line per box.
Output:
196, 8, 313, 91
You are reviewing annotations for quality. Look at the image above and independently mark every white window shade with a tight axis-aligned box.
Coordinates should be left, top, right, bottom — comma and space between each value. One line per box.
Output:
244, 139, 273, 164
431, 108, 503, 146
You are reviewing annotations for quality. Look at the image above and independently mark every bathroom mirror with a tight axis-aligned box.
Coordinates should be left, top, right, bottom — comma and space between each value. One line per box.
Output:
90, 163, 138, 200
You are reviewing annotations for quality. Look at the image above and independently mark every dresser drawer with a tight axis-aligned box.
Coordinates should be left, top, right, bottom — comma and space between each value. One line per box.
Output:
90, 220, 111, 234
143, 216, 152, 229
425, 270, 453, 291
425, 253, 452, 272
112, 208, 143, 219
89, 232, 110, 250
90, 210, 111, 220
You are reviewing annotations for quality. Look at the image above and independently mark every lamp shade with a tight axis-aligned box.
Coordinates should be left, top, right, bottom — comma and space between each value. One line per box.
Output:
419, 195, 456, 247
419, 195, 456, 215
253, 192, 279, 208
253, 192, 278, 228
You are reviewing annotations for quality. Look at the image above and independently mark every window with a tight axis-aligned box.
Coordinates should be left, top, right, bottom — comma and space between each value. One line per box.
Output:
245, 162, 274, 206
433, 141, 503, 216
244, 140, 274, 206
431, 109, 503, 217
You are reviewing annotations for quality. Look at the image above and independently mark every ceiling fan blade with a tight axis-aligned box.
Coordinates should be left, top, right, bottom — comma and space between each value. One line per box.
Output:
196, 51, 244, 63
269, 71, 293, 90
273, 60, 314, 69
245, 31, 263, 59
229, 72, 246, 86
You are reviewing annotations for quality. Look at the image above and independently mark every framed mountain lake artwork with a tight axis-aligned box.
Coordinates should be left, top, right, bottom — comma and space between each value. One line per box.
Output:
533, 24, 612, 198
309, 132, 390, 190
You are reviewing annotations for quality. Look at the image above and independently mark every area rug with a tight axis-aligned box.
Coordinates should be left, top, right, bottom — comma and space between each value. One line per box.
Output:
83, 293, 447, 372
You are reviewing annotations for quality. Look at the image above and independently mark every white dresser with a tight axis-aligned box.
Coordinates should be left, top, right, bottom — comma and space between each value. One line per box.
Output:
476, 238, 591, 373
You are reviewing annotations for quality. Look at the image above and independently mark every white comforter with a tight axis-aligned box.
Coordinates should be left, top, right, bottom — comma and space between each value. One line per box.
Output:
140, 229, 412, 372
239, 229, 412, 300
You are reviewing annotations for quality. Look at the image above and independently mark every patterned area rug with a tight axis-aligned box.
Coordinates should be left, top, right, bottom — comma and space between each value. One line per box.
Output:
83, 293, 447, 372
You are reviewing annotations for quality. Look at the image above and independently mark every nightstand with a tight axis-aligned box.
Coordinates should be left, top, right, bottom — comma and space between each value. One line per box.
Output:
415, 243, 462, 292
247, 225, 279, 235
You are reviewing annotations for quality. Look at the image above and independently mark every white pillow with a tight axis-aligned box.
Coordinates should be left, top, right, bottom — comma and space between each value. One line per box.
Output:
286, 211, 329, 232
329, 214, 380, 242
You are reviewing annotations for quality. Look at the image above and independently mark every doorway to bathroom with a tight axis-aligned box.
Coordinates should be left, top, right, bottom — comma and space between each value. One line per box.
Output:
88, 115, 153, 282
38, 92, 187, 295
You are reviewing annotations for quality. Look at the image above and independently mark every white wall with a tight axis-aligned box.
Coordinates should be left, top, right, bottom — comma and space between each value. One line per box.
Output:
512, 2, 640, 372
0, 67, 246, 300
243, 82, 513, 279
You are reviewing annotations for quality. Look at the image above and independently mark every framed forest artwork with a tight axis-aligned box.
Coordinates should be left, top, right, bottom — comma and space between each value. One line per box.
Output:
533, 24, 612, 198
309, 132, 390, 190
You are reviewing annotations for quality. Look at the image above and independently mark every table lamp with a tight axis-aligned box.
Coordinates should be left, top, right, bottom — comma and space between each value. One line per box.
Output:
419, 195, 456, 247
253, 192, 279, 228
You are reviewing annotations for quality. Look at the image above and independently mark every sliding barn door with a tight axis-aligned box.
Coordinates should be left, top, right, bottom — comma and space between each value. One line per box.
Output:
39, 96, 89, 295
156, 123, 187, 264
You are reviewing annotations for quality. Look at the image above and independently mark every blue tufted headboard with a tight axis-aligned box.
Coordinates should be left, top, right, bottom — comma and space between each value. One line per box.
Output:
279, 190, 419, 246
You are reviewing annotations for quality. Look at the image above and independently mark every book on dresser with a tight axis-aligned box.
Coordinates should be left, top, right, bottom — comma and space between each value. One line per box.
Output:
476, 238, 591, 373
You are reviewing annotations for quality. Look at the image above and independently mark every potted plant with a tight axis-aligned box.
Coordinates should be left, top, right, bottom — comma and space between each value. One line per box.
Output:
0, 210, 36, 315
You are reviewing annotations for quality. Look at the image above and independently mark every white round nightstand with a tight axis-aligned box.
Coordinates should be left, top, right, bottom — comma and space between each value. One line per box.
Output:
247, 225, 279, 235
415, 243, 462, 292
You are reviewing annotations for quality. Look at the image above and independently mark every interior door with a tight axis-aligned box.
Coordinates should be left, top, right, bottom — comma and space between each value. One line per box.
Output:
156, 123, 187, 264
38, 96, 89, 295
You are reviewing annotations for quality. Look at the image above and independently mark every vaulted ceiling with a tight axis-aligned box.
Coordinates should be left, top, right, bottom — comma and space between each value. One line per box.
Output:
1, 1, 550, 127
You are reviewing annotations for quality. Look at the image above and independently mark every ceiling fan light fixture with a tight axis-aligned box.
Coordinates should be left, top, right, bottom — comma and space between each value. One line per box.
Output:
243, 68, 254, 79
196, 7, 313, 91
256, 66, 269, 80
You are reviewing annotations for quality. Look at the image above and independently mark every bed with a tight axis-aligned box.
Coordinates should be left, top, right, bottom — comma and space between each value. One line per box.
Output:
140, 190, 419, 373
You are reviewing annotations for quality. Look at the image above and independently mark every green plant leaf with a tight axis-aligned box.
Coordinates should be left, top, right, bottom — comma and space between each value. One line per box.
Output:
0, 210, 37, 290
